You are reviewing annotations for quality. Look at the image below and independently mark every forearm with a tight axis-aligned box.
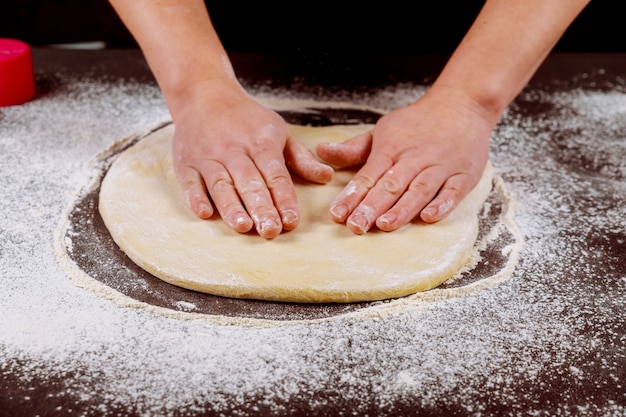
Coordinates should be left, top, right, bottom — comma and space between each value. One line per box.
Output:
433, 0, 591, 121
108, 0, 238, 114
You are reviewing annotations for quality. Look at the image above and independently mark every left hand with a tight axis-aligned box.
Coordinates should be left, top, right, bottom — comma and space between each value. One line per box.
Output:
316, 85, 498, 234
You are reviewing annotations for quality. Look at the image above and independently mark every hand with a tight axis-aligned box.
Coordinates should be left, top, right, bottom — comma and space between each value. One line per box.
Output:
171, 80, 333, 239
316, 85, 497, 234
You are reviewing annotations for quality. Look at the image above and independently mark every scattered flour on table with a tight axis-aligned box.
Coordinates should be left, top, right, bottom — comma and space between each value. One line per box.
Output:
1, 71, 625, 416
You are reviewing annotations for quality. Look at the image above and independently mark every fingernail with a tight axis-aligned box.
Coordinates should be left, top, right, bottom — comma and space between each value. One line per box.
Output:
423, 199, 455, 221
235, 215, 250, 227
377, 213, 396, 228
330, 204, 349, 221
197, 203, 212, 219
229, 215, 253, 233
422, 207, 437, 216
258, 218, 282, 238
281, 209, 299, 228
421, 206, 439, 222
348, 212, 369, 234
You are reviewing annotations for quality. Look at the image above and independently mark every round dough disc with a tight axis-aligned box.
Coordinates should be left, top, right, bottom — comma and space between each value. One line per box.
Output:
99, 124, 493, 303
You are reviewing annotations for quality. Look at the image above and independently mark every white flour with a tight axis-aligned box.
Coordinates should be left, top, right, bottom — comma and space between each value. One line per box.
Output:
1, 68, 625, 416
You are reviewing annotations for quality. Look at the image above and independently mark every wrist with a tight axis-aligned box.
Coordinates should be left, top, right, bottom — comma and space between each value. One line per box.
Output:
423, 82, 504, 129
165, 76, 249, 124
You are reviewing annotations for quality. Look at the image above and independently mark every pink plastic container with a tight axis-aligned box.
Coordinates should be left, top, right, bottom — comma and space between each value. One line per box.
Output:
0, 39, 36, 107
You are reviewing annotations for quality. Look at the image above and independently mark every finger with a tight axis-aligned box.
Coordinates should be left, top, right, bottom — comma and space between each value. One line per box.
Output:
316, 131, 373, 167
375, 167, 449, 232
420, 173, 473, 223
254, 148, 301, 231
227, 156, 283, 239
174, 164, 214, 220
329, 152, 393, 228
345, 159, 422, 234
198, 159, 254, 233
284, 137, 333, 184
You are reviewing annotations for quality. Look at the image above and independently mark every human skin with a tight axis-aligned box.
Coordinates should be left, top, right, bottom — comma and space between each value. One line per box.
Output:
109, 0, 590, 238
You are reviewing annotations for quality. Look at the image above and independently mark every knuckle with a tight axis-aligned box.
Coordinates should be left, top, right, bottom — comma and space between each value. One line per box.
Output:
218, 199, 244, 214
408, 180, 435, 197
354, 173, 378, 190
253, 136, 281, 153
210, 175, 234, 192
265, 169, 292, 188
239, 178, 265, 194
380, 176, 403, 194
442, 184, 462, 197
180, 177, 198, 192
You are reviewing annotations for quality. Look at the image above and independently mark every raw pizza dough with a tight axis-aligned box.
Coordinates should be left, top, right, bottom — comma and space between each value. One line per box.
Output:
99, 123, 493, 303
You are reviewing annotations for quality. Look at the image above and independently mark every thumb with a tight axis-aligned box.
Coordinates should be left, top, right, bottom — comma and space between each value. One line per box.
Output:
284, 137, 334, 184
315, 131, 373, 168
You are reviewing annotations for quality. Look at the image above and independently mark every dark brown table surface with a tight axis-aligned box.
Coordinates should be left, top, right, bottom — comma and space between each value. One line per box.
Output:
1, 48, 624, 416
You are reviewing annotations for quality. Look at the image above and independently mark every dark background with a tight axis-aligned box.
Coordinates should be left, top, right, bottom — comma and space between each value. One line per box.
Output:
0, 1, 624, 53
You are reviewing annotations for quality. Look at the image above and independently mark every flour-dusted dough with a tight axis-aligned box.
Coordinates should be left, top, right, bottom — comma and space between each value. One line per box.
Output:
99, 123, 493, 303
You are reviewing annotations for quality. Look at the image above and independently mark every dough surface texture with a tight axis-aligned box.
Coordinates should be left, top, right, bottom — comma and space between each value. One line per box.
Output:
99, 124, 493, 303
